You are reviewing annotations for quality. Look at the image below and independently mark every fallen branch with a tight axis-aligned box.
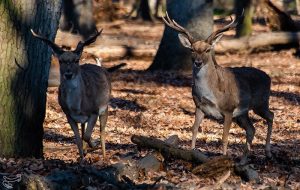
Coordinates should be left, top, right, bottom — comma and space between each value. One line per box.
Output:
131, 135, 259, 182
131, 135, 208, 164
215, 32, 300, 53
262, 0, 300, 31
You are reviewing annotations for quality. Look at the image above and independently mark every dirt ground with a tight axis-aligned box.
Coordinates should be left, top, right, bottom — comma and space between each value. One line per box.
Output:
1, 18, 299, 189
41, 18, 300, 189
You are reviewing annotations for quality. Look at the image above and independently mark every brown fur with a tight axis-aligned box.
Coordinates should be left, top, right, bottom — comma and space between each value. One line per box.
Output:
32, 29, 111, 162
163, 13, 274, 162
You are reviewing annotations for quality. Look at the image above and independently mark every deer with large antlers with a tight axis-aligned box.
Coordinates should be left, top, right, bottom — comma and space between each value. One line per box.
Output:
163, 12, 274, 162
31, 29, 111, 162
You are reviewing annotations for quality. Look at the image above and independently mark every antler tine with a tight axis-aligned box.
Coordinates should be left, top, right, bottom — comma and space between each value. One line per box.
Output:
162, 12, 180, 32
162, 11, 194, 43
206, 16, 238, 44
82, 28, 103, 46
172, 19, 194, 42
31, 29, 63, 54
74, 28, 103, 53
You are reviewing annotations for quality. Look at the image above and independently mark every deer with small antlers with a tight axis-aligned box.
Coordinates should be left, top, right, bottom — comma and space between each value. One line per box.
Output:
163, 12, 274, 162
31, 29, 111, 162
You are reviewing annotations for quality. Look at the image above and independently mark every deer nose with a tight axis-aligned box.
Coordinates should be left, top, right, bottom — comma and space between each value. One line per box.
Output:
194, 60, 203, 67
64, 72, 73, 80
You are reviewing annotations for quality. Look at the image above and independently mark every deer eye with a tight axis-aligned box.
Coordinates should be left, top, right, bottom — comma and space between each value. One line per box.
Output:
191, 53, 197, 61
205, 47, 212, 53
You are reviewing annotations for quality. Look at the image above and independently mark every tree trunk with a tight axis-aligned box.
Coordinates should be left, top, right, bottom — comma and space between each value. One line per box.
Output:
235, 0, 254, 37
154, 0, 163, 18
0, 0, 62, 157
149, 0, 213, 71
59, 0, 96, 39
137, 0, 153, 21
296, 0, 300, 15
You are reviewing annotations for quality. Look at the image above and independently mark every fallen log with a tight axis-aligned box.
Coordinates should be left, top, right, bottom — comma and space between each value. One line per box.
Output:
131, 135, 259, 182
215, 32, 300, 53
131, 135, 208, 164
262, 0, 300, 31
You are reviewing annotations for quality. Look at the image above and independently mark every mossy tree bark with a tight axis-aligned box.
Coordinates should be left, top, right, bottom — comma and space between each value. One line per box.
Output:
235, 0, 254, 37
0, 0, 62, 157
148, 0, 213, 71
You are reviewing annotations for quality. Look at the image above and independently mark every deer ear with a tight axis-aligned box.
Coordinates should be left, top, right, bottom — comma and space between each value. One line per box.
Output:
178, 34, 192, 49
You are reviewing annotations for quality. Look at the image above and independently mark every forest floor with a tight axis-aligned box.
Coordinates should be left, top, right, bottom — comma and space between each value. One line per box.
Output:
1, 18, 300, 189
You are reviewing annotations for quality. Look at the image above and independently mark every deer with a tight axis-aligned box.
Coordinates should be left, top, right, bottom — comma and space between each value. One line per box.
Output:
162, 12, 274, 162
31, 29, 111, 162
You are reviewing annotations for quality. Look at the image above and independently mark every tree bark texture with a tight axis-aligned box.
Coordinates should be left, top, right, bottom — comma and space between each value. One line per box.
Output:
132, 135, 259, 182
149, 0, 213, 71
235, 0, 254, 37
0, 0, 62, 157
131, 135, 208, 164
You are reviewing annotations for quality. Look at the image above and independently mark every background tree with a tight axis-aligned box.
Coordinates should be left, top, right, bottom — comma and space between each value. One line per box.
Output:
128, 0, 153, 21
60, 0, 96, 39
149, 0, 213, 71
0, 0, 62, 157
235, 0, 254, 37
137, 0, 153, 21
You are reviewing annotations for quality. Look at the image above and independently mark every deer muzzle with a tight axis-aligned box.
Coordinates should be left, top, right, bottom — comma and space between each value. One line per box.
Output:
64, 72, 74, 80
194, 60, 203, 68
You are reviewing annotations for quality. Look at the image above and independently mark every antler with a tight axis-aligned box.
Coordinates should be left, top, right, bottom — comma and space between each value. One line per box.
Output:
205, 16, 238, 44
74, 29, 103, 53
31, 29, 64, 54
162, 12, 194, 43
206, 9, 245, 44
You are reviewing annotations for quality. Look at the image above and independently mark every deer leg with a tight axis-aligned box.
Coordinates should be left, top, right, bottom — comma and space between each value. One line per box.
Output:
83, 114, 98, 149
81, 123, 88, 154
254, 108, 274, 158
67, 116, 84, 160
191, 108, 204, 149
99, 107, 108, 158
222, 113, 233, 155
236, 114, 255, 164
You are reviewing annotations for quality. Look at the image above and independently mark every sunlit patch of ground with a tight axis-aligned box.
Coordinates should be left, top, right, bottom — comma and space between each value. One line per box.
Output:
43, 20, 300, 189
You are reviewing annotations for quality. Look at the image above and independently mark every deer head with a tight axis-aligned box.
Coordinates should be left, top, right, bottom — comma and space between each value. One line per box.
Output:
31, 29, 102, 80
163, 12, 238, 69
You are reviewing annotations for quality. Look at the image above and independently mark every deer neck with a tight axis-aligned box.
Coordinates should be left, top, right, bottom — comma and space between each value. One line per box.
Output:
193, 53, 219, 84
60, 71, 83, 112
192, 52, 223, 104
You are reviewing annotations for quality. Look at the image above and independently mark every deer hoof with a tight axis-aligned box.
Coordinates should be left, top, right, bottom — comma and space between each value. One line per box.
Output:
87, 140, 97, 149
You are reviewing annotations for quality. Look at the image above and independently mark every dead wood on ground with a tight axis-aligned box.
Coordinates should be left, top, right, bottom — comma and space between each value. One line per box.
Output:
215, 32, 300, 53
262, 0, 300, 31
131, 135, 259, 182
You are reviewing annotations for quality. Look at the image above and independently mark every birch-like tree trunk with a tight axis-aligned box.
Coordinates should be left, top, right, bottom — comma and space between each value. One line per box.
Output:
0, 0, 62, 157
